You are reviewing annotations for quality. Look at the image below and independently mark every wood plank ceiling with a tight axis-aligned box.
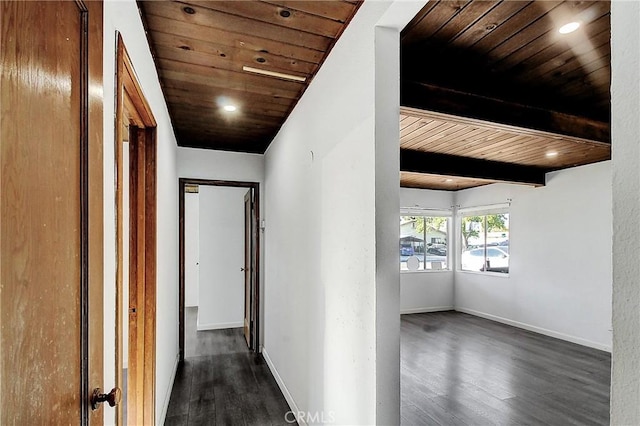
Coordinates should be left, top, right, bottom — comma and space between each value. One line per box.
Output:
138, 0, 361, 153
400, 0, 611, 190
138, 1, 611, 191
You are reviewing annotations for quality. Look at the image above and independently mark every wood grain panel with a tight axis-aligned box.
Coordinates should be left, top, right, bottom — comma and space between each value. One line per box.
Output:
429, 0, 499, 43
154, 44, 310, 81
87, 2, 105, 424
517, 25, 610, 82
1, 1, 103, 422
471, 1, 561, 56
485, 1, 597, 61
159, 60, 303, 99
184, 0, 345, 38
263, 1, 358, 22
138, 0, 360, 151
402, 0, 472, 45
448, 1, 531, 47
151, 30, 317, 75
402, 0, 610, 127
166, 94, 292, 119
144, 14, 324, 63
401, 172, 496, 190
399, 109, 611, 170
163, 86, 294, 110
145, 2, 331, 51
492, 2, 609, 74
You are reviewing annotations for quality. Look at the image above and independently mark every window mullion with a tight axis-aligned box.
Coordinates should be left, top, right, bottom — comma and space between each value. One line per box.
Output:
483, 215, 488, 271
423, 217, 427, 269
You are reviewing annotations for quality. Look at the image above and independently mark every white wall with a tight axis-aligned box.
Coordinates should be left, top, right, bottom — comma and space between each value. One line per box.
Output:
103, 2, 179, 424
454, 161, 613, 351
197, 186, 246, 330
262, 2, 425, 424
184, 191, 199, 307
177, 147, 264, 183
400, 188, 455, 313
611, 1, 640, 423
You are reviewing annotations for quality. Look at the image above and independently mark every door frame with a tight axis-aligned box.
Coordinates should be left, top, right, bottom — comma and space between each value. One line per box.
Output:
178, 178, 261, 360
114, 33, 157, 426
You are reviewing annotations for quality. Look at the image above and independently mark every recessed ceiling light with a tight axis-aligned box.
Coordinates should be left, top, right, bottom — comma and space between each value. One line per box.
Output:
546, 151, 558, 157
445, 178, 453, 182
223, 105, 237, 112
559, 22, 580, 34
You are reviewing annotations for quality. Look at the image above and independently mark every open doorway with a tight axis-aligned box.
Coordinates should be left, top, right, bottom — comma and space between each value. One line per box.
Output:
178, 179, 261, 360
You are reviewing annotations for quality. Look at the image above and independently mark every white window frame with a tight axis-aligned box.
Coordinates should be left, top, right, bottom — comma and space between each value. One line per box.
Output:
400, 208, 452, 273
457, 203, 510, 276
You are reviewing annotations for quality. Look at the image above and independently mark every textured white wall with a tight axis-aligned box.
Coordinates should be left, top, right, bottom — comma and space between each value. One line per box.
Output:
103, 1, 180, 424
197, 186, 246, 329
184, 191, 199, 307
611, 1, 640, 423
400, 188, 455, 313
262, 2, 425, 424
454, 162, 613, 351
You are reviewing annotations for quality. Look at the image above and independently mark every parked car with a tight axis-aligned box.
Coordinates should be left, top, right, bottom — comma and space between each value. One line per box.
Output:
400, 246, 414, 256
461, 247, 509, 273
426, 247, 447, 256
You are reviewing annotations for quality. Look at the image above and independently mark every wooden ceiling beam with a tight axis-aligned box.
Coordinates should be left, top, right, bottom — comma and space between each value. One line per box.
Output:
401, 81, 610, 144
400, 149, 547, 187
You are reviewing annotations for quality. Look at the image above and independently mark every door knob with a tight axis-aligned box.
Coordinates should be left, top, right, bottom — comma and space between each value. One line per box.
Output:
91, 387, 122, 410
241, 267, 245, 271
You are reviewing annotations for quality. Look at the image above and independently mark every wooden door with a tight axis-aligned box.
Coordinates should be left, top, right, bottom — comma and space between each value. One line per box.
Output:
1, 1, 104, 424
243, 190, 253, 348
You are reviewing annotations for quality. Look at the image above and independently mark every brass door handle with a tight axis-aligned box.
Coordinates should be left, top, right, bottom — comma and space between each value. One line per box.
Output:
91, 387, 122, 410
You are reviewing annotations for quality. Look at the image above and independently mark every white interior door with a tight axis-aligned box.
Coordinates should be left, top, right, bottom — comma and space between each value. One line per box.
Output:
185, 190, 200, 307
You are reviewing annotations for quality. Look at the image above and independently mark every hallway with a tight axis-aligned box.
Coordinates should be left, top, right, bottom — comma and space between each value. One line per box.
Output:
165, 308, 292, 425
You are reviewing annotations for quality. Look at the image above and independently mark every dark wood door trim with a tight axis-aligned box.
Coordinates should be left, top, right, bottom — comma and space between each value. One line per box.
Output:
77, 1, 91, 424
178, 178, 261, 360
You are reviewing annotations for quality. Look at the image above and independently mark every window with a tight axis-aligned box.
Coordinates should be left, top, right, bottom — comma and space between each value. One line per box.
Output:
460, 212, 509, 273
400, 213, 450, 271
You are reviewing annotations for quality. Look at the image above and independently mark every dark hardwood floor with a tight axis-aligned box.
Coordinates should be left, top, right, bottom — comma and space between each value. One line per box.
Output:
165, 307, 292, 426
401, 312, 611, 426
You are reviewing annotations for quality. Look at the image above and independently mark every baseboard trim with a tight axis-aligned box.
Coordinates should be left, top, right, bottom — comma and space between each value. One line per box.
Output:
262, 347, 307, 426
401, 306, 454, 315
196, 321, 243, 331
455, 307, 612, 353
159, 353, 180, 425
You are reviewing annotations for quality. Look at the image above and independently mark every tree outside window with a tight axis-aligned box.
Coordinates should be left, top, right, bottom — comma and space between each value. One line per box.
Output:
460, 213, 509, 273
